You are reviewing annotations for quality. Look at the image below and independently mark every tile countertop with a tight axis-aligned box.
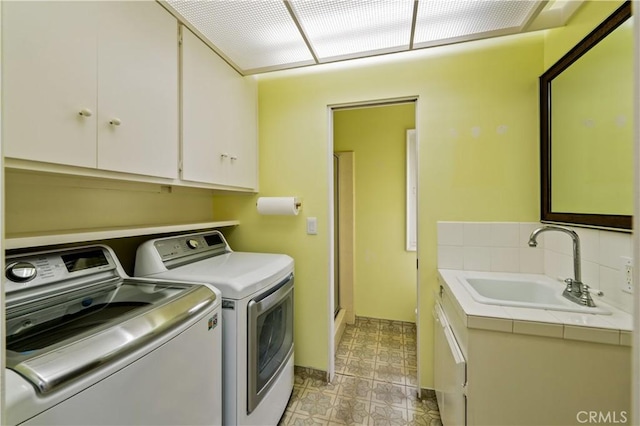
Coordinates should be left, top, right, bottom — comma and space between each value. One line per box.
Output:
438, 269, 633, 347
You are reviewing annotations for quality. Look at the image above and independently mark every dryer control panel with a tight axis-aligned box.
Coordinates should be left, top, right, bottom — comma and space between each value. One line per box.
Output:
153, 231, 230, 265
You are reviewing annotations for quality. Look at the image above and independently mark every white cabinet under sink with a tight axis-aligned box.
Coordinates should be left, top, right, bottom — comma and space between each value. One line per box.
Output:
434, 302, 466, 426
180, 27, 257, 190
3, 1, 179, 179
437, 273, 631, 426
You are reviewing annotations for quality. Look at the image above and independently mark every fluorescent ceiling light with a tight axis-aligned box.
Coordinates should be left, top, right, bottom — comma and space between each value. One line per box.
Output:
290, 0, 415, 61
168, 0, 315, 71
162, 0, 582, 75
414, 1, 543, 46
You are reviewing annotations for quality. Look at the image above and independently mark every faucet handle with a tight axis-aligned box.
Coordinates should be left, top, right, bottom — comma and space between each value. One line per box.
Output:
563, 278, 574, 292
580, 285, 597, 307
586, 287, 604, 297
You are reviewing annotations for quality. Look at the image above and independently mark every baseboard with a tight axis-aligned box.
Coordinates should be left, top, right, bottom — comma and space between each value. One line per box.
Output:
420, 388, 437, 400
293, 366, 329, 383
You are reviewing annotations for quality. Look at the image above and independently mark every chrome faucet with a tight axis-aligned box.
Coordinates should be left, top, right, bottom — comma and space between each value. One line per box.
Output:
528, 225, 595, 307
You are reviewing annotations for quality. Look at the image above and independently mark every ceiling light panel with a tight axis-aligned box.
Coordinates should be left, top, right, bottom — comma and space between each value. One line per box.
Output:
167, 0, 315, 72
414, 0, 541, 45
290, 0, 415, 61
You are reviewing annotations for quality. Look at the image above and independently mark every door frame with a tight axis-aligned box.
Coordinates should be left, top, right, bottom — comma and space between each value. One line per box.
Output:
326, 96, 420, 387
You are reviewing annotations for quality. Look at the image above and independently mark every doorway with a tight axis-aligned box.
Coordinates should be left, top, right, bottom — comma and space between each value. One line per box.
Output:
330, 99, 418, 389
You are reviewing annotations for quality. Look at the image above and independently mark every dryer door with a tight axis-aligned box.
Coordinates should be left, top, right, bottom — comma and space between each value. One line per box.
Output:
247, 274, 294, 413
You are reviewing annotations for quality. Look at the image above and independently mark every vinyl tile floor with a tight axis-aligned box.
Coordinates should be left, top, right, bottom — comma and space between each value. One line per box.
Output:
279, 317, 442, 426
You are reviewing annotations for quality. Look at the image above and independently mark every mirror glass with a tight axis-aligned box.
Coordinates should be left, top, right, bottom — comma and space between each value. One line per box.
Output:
540, 2, 633, 229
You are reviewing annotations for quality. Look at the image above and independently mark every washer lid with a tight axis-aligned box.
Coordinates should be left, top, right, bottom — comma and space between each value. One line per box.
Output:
6, 279, 217, 394
146, 252, 294, 299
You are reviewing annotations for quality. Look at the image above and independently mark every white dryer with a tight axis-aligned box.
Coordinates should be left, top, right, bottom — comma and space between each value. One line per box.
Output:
135, 230, 294, 426
5, 245, 222, 426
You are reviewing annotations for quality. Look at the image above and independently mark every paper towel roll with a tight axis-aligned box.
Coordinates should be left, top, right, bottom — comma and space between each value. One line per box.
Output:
257, 197, 301, 215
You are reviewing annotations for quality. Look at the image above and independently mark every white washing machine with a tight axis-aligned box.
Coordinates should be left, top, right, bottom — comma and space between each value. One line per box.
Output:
5, 244, 222, 426
135, 230, 294, 426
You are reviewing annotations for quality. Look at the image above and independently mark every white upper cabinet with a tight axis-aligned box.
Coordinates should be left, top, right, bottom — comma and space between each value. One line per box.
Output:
3, 1, 99, 168
96, 2, 178, 178
3, 1, 179, 179
181, 27, 257, 189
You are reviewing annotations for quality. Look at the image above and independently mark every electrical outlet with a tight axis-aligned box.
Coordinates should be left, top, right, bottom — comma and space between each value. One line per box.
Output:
620, 256, 633, 294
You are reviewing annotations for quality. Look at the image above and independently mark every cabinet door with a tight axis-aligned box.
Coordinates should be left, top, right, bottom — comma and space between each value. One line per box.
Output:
181, 27, 257, 189
226, 76, 258, 189
2, 1, 98, 168
96, 2, 179, 179
434, 303, 467, 426
181, 28, 227, 185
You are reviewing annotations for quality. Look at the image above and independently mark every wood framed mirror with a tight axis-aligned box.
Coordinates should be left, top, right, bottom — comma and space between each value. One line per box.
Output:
540, 1, 632, 230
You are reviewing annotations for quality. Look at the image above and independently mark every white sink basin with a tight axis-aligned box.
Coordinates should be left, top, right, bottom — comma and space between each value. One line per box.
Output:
458, 276, 610, 315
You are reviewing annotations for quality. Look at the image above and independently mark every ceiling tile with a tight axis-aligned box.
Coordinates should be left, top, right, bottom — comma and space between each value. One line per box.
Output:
290, 0, 415, 61
413, 0, 543, 47
168, 0, 315, 72
163, 0, 577, 75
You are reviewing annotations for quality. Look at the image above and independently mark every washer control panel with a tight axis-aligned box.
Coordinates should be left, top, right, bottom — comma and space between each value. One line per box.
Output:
153, 231, 229, 263
4, 247, 118, 295
6, 262, 38, 283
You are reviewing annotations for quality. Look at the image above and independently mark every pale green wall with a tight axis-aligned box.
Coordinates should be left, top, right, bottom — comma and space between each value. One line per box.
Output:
214, 32, 543, 383
5, 169, 216, 269
551, 19, 633, 215
544, 1, 625, 69
334, 104, 416, 322
5, 171, 215, 235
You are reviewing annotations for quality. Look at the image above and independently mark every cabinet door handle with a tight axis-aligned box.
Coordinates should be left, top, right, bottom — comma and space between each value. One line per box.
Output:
220, 153, 229, 159
230, 155, 238, 161
109, 118, 122, 126
78, 108, 93, 117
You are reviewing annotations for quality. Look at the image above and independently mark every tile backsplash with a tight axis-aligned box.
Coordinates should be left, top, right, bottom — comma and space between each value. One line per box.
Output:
437, 222, 545, 274
437, 221, 633, 314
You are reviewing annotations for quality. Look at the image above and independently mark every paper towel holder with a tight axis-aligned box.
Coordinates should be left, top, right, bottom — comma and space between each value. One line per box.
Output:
256, 196, 302, 215
255, 197, 301, 207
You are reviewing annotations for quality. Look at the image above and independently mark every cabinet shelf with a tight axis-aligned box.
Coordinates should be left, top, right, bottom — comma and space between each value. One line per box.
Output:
6, 220, 239, 250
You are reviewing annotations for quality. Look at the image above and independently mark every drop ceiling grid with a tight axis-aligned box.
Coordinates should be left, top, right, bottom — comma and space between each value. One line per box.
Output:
290, 0, 415, 60
168, 0, 314, 71
162, 0, 576, 75
414, 0, 542, 44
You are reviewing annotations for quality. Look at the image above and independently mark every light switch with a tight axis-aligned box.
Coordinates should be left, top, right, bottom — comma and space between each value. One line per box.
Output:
307, 217, 318, 235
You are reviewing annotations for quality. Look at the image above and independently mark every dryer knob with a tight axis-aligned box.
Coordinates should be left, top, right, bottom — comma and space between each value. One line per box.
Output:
6, 262, 37, 283
186, 239, 199, 249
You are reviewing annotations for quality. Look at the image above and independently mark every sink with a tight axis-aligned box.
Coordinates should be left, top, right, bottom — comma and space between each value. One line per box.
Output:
458, 276, 610, 315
